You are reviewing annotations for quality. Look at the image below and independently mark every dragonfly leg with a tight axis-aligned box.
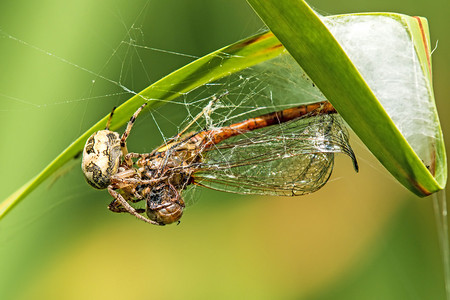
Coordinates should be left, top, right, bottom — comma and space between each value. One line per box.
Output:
162, 92, 228, 147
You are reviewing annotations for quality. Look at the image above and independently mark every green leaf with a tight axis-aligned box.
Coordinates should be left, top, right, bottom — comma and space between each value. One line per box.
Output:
246, 0, 446, 196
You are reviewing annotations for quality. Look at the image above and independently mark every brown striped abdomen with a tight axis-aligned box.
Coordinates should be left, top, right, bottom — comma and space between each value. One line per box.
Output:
193, 101, 336, 148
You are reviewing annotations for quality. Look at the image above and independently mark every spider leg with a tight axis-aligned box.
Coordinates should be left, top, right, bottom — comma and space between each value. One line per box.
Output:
111, 176, 166, 186
125, 152, 150, 160
105, 106, 117, 130
107, 186, 162, 225
108, 198, 146, 213
120, 103, 147, 168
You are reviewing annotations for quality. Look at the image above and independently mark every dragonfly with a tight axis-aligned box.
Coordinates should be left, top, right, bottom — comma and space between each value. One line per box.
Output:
82, 98, 358, 225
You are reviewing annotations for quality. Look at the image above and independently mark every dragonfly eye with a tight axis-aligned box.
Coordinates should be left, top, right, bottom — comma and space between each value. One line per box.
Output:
146, 187, 185, 225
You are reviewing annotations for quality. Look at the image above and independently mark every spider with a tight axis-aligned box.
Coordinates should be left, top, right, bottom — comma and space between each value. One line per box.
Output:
82, 104, 187, 226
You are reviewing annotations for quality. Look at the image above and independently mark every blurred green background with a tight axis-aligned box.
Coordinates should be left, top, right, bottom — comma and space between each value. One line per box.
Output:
0, 0, 448, 299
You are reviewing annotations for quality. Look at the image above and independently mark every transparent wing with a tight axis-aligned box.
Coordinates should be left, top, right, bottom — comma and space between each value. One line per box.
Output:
190, 114, 358, 196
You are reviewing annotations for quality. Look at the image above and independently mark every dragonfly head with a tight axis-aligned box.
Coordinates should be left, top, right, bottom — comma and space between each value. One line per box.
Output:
146, 186, 185, 225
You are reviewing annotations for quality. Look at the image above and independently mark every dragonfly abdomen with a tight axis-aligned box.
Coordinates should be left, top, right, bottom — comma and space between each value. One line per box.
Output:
197, 101, 336, 147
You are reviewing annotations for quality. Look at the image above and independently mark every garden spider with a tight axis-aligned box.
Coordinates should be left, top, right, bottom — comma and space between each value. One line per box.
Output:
82, 104, 186, 226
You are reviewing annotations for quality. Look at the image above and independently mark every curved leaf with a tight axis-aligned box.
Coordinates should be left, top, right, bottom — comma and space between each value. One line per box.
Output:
247, 0, 446, 196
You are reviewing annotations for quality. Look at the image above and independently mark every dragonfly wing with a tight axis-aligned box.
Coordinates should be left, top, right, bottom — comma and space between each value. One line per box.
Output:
191, 114, 357, 196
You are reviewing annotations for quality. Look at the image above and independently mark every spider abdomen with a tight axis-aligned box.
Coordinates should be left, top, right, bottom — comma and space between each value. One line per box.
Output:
82, 130, 121, 189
